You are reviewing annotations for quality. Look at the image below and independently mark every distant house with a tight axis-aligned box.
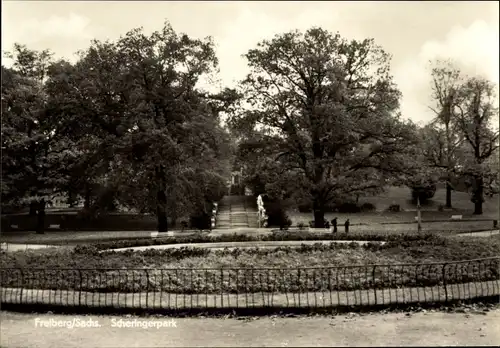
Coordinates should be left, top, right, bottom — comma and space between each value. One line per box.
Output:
229, 166, 251, 195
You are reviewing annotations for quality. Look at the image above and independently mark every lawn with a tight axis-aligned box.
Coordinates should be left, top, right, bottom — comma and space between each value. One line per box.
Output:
287, 186, 499, 224
360, 186, 499, 215
1, 217, 497, 246
0, 231, 161, 245
287, 211, 496, 227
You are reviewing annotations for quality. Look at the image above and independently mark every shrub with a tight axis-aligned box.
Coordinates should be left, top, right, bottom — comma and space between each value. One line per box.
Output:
360, 202, 376, 212
263, 198, 292, 230
438, 204, 445, 212
296, 222, 306, 230
189, 213, 211, 230
411, 183, 437, 203
388, 204, 401, 212
308, 220, 330, 228
281, 216, 292, 230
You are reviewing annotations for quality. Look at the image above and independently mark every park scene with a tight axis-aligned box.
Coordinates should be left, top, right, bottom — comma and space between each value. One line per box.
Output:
1, 1, 499, 347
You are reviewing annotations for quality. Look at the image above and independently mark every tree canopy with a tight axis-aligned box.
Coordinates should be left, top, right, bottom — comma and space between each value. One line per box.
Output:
230, 28, 419, 226
2, 22, 234, 232
3, 23, 498, 236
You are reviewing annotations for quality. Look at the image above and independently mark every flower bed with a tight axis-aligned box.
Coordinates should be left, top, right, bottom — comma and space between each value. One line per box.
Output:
1, 235, 499, 294
75, 231, 443, 251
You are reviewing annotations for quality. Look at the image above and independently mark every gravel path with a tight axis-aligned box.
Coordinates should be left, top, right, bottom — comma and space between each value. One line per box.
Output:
1, 309, 499, 347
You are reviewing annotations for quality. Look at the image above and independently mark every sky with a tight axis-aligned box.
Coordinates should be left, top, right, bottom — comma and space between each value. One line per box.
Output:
2, 1, 499, 125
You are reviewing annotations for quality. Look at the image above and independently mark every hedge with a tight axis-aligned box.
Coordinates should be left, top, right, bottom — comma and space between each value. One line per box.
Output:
76, 231, 443, 251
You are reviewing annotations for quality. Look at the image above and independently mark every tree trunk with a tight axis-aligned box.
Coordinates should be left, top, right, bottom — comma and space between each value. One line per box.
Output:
445, 182, 452, 208
473, 176, 484, 215
66, 189, 76, 208
170, 210, 177, 228
36, 199, 46, 234
313, 197, 325, 228
474, 200, 483, 215
29, 202, 37, 216
156, 165, 168, 232
156, 189, 168, 232
445, 119, 452, 209
84, 185, 91, 210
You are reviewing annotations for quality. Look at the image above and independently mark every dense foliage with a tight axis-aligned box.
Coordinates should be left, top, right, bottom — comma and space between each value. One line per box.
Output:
2, 24, 498, 236
2, 23, 234, 232
229, 28, 421, 226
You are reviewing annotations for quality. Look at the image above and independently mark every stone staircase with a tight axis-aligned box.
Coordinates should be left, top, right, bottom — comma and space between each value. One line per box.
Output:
216, 195, 259, 229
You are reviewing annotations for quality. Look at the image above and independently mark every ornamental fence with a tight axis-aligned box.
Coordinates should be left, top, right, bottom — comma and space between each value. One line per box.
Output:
1, 257, 498, 312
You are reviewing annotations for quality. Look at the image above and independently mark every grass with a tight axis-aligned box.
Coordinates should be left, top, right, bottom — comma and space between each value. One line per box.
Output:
287, 212, 496, 228
287, 186, 499, 226
360, 186, 499, 215
1, 217, 497, 246
0, 231, 160, 245
288, 220, 495, 233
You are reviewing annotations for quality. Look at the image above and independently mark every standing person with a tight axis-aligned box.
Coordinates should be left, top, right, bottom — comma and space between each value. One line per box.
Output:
331, 218, 337, 233
344, 219, 350, 233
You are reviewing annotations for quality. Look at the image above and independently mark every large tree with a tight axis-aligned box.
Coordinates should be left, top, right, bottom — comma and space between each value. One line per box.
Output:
54, 22, 232, 231
232, 28, 419, 227
454, 77, 499, 214
2, 45, 73, 233
426, 60, 465, 208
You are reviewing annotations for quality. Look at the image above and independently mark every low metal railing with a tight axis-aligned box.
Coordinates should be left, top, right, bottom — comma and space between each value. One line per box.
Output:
1, 257, 498, 310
